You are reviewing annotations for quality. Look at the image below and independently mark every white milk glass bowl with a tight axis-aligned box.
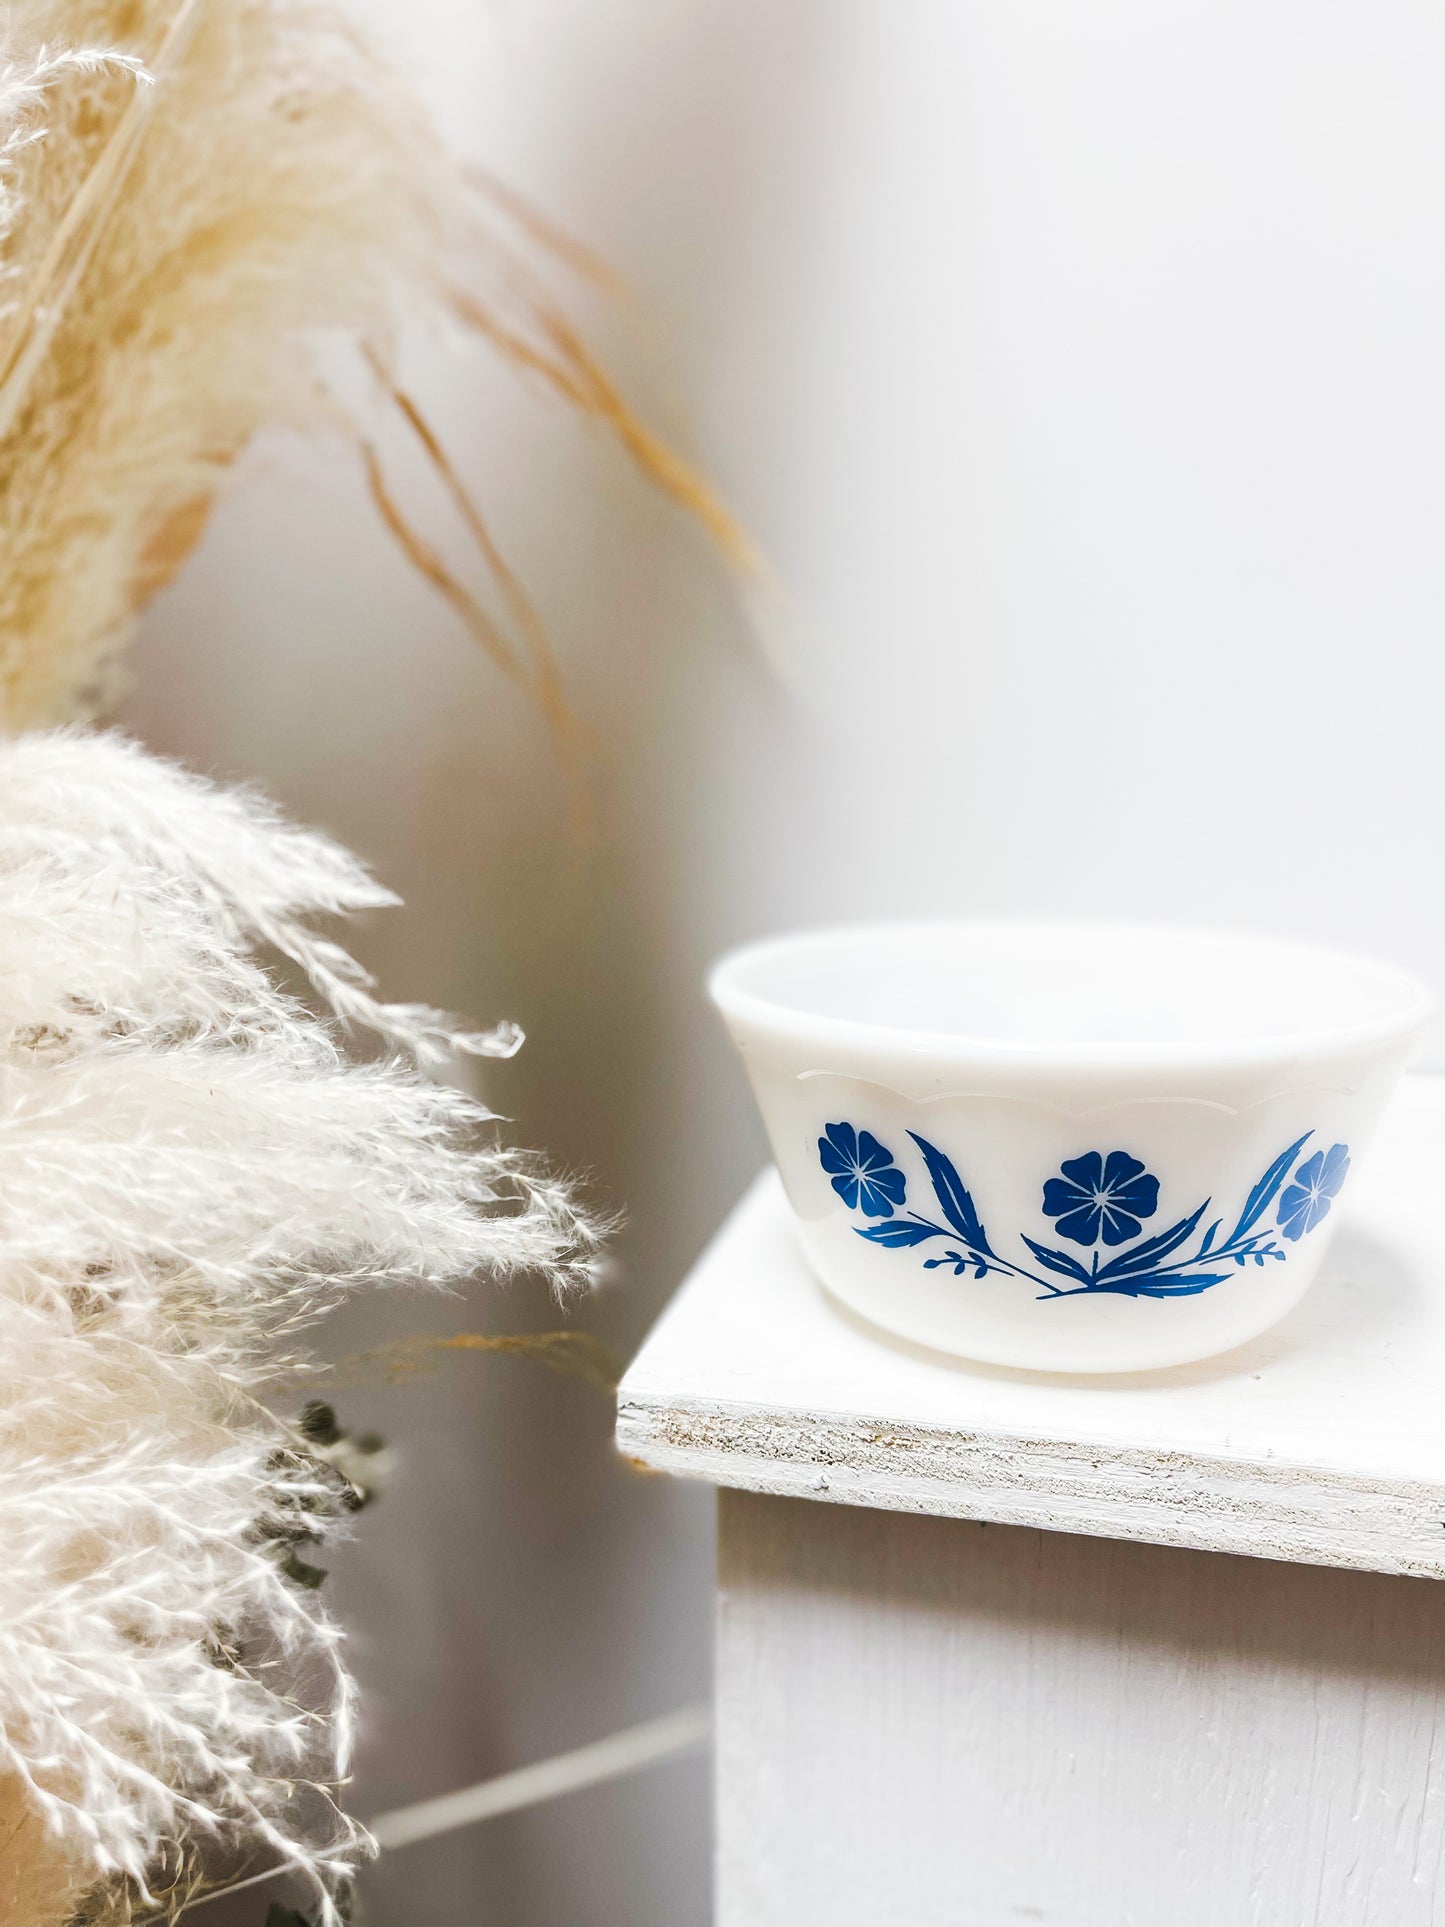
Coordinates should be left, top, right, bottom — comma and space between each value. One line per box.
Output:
709, 921, 1433, 1372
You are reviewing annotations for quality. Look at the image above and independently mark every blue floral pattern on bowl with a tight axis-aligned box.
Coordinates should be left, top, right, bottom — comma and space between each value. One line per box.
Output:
816, 1124, 1349, 1300
1042, 1150, 1159, 1248
817, 1121, 908, 1219
1276, 1142, 1350, 1242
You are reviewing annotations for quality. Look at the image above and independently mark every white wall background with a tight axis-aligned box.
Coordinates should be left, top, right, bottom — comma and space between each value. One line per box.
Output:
126, 4, 1445, 1921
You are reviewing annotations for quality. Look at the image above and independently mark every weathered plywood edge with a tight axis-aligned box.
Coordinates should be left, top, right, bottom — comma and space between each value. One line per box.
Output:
616, 1393, 1445, 1579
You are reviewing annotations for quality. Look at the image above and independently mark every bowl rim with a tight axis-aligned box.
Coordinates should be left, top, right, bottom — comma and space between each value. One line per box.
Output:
707, 918, 1436, 1070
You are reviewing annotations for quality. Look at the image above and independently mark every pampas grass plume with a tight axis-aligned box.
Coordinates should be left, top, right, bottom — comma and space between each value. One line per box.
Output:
0, 730, 602, 1926
0, 0, 760, 737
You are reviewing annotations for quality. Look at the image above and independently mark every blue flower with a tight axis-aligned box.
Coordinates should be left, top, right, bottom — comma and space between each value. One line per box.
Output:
1042, 1150, 1160, 1248
818, 1122, 906, 1218
1277, 1142, 1350, 1242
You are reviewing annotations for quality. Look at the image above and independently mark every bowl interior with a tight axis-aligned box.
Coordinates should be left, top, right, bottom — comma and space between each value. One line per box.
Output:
711, 921, 1432, 1058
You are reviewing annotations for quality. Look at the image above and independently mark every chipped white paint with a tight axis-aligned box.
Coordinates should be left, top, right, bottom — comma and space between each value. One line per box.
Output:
716, 1491, 1445, 1927
618, 1075, 1445, 1578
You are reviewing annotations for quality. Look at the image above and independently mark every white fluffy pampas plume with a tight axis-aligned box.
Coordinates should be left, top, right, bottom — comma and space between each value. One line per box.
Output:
0, 730, 601, 1927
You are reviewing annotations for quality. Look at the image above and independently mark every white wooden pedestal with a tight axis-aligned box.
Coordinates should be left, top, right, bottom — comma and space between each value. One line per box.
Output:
618, 1076, 1445, 1926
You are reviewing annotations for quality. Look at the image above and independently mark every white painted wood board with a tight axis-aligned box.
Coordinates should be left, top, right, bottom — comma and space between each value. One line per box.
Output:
716, 1490, 1445, 1927
618, 1074, 1445, 1577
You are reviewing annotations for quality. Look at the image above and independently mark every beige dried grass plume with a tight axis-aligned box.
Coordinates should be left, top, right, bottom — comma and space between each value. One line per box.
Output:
0, 0, 758, 735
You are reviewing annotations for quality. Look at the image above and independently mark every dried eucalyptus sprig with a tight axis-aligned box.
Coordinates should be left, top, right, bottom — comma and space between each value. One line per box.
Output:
0, 729, 603, 1927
